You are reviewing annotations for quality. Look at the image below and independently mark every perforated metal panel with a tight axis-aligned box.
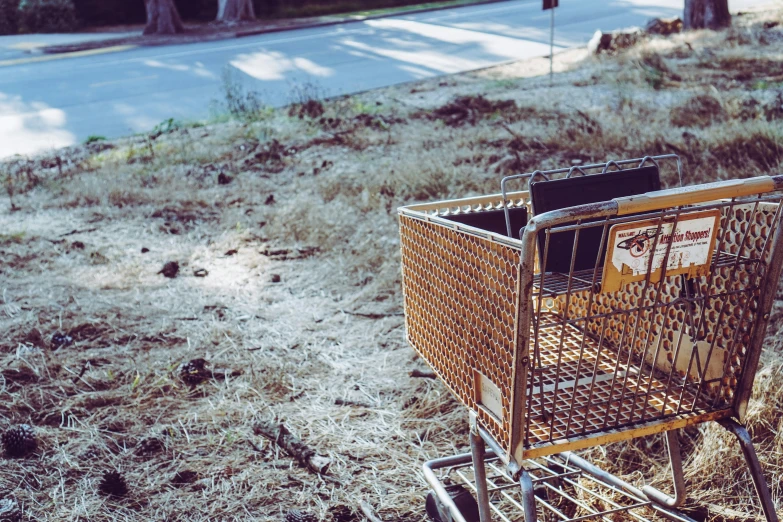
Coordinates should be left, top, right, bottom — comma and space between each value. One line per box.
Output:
400, 214, 519, 450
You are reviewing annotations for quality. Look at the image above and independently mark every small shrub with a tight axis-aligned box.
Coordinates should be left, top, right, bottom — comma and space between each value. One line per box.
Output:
638, 52, 679, 90
18, 0, 78, 33
253, 0, 280, 16
0, 0, 19, 35
711, 128, 783, 172
84, 135, 106, 144
174, 0, 216, 21
72, 0, 144, 26
670, 94, 725, 127
288, 81, 326, 106
150, 118, 182, 139
217, 68, 268, 121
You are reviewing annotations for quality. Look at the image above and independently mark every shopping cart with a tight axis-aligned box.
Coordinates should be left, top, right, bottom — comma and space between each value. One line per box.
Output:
398, 155, 783, 522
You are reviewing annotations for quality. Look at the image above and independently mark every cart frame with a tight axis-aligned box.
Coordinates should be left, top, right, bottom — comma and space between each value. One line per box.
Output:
399, 156, 783, 521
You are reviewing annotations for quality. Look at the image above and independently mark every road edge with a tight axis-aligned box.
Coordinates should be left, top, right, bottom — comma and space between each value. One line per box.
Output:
0, 44, 137, 67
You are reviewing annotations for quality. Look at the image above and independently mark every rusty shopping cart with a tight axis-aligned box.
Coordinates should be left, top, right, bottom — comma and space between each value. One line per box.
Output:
398, 155, 783, 522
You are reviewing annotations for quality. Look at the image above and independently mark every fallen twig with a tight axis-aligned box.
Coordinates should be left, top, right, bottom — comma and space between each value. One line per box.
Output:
260, 245, 320, 261
60, 227, 98, 237
254, 420, 331, 475
409, 369, 437, 379
360, 502, 383, 522
72, 361, 90, 384
335, 398, 374, 408
342, 310, 404, 319
63, 364, 95, 390
684, 503, 756, 522
500, 123, 522, 140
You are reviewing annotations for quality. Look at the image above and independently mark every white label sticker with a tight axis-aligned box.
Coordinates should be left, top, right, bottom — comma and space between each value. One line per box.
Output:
476, 372, 504, 422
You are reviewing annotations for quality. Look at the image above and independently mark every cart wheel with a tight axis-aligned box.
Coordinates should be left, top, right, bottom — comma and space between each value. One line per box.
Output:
425, 485, 480, 522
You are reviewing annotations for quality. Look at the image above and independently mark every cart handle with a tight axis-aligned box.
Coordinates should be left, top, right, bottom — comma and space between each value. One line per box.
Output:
614, 175, 783, 216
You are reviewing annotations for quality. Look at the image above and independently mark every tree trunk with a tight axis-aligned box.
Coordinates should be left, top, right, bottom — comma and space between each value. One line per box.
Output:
144, 0, 184, 35
683, 0, 731, 30
217, 0, 255, 22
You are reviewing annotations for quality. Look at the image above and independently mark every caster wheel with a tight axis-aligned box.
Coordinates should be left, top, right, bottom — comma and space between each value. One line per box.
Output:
425, 485, 480, 522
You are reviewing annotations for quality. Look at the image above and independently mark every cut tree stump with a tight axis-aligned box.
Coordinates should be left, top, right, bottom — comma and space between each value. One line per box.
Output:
254, 421, 331, 474
684, 0, 730, 30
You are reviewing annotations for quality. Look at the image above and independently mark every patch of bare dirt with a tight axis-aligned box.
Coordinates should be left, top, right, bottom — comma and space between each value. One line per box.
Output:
427, 94, 517, 126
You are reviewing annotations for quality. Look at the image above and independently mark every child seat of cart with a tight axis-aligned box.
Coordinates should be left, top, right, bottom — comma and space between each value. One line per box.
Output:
442, 206, 528, 237
529, 165, 661, 273
442, 165, 662, 275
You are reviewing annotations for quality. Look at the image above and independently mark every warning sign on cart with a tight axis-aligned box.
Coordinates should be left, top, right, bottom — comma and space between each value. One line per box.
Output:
601, 209, 720, 293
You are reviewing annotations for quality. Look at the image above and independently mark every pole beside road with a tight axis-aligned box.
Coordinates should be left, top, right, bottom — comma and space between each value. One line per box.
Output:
544, 0, 556, 86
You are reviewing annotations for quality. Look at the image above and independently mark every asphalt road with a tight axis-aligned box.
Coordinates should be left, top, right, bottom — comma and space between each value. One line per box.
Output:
0, 0, 770, 158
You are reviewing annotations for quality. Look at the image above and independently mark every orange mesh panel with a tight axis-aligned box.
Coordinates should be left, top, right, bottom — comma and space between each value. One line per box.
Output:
399, 215, 519, 451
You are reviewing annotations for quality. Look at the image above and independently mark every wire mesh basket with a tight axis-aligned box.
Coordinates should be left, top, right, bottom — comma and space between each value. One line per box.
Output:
399, 155, 783, 522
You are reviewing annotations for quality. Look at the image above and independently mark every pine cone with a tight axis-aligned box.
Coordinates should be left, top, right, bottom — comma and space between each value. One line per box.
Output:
158, 261, 179, 279
98, 471, 128, 497
179, 358, 209, 386
2, 424, 37, 458
51, 332, 73, 349
284, 509, 318, 522
0, 498, 22, 522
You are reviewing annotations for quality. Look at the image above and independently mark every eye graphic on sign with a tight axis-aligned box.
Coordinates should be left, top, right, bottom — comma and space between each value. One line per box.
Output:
617, 228, 658, 258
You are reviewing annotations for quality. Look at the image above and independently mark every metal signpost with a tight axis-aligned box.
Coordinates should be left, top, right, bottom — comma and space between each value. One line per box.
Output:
543, 0, 557, 86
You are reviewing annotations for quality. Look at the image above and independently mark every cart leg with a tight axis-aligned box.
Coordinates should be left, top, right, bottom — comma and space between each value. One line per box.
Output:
719, 419, 779, 522
519, 470, 538, 522
642, 430, 686, 508
469, 429, 492, 522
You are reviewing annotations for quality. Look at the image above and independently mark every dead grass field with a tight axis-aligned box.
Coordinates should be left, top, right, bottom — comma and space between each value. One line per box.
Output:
2, 6, 783, 521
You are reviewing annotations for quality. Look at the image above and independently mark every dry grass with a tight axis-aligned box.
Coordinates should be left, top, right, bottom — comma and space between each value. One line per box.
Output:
2, 5, 783, 521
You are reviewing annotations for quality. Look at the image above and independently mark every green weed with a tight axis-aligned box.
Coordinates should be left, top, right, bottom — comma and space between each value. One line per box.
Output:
215, 68, 268, 122
0, 231, 25, 244
84, 135, 107, 144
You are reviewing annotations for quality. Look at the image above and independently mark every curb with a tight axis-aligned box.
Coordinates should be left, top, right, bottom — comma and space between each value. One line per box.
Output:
40, 0, 515, 56
0, 44, 137, 67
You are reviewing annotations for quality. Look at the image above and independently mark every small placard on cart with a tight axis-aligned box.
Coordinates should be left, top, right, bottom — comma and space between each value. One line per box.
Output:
475, 371, 504, 423
601, 209, 720, 293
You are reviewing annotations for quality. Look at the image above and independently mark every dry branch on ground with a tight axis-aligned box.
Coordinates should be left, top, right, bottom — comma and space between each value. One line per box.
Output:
254, 421, 332, 475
